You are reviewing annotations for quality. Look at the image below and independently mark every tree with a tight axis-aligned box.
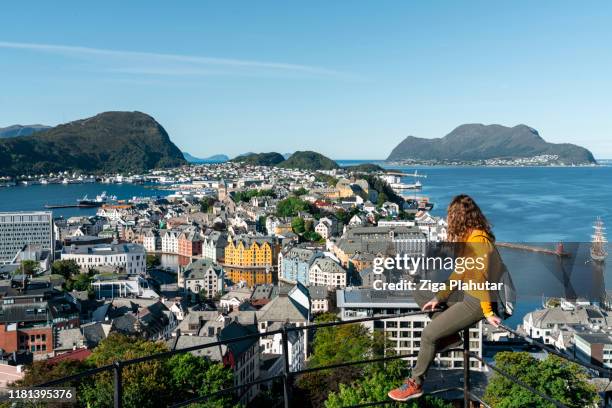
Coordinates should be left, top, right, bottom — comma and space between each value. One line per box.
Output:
295, 315, 375, 407
146, 254, 161, 270
303, 231, 323, 243
167, 353, 234, 408
258, 215, 268, 234
80, 334, 173, 408
276, 197, 312, 217
292, 217, 306, 234
11, 334, 238, 408
19, 260, 39, 276
325, 359, 451, 408
376, 192, 389, 206
232, 188, 276, 203
200, 196, 216, 212
66, 273, 93, 292
293, 187, 309, 196
14, 359, 89, 387
51, 259, 81, 279
484, 352, 599, 408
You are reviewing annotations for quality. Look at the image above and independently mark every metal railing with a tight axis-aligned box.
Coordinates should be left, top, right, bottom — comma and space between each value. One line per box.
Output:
19, 311, 610, 408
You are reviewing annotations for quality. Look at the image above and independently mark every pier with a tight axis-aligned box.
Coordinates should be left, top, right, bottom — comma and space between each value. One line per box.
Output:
497, 242, 570, 257
44, 204, 98, 209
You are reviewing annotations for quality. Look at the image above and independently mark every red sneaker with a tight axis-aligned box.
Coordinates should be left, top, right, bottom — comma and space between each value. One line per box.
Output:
388, 379, 423, 401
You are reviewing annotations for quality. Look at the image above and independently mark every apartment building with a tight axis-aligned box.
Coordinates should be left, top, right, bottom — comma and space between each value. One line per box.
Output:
308, 257, 347, 288
0, 211, 53, 264
278, 246, 322, 285
179, 259, 224, 301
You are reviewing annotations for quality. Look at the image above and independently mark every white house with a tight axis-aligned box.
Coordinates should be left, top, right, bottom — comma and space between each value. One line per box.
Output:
308, 257, 347, 288
61, 243, 146, 275
143, 230, 159, 252
315, 217, 337, 240
161, 230, 180, 254
179, 259, 224, 301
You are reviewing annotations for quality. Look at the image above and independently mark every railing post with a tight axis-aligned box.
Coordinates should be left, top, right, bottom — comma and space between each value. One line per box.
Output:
463, 327, 470, 408
113, 361, 123, 408
281, 326, 291, 408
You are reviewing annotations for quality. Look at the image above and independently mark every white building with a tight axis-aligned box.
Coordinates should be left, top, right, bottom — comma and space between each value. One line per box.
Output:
308, 286, 329, 313
414, 212, 448, 242
574, 332, 612, 368
92, 275, 159, 299
143, 230, 159, 252
308, 257, 347, 288
161, 230, 180, 254
61, 243, 146, 275
0, 211, 54, 264
179, 259, 224, 301
522, 306, 610, 345
201, 231, 227, 262
315, 217, 336, 239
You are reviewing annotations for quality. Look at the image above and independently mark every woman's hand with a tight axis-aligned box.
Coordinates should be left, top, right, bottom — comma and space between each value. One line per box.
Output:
422, 298, 440, 312
487, 315, 501, 327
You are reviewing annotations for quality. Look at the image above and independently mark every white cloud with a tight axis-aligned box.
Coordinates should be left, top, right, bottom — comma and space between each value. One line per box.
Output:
0, 40, 354, 79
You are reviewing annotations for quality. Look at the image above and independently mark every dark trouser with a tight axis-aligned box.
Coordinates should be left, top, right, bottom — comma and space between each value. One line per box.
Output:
411, 289, 484, 385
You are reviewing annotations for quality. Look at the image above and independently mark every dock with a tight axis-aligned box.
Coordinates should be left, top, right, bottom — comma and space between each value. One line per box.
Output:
44, 204, 98, 209
497, 242, 571, 257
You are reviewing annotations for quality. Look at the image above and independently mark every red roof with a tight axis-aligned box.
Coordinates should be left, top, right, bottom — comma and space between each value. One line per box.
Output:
47, 348, 92, 364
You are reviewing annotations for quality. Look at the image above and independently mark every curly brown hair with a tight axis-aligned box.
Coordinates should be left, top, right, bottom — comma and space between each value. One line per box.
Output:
446, 194, 495, 242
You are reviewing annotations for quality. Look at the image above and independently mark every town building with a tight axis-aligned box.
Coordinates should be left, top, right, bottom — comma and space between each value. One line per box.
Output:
177, 229, 202, 258
179, 259, 224, 301
161, 230, 181, 254
278, 246, 322, 285
201, 231, 227, 263
308, 257, 348, 288
0, 211, 54, 264
574, 332, 612, 368
61, 243, 146, 275
92, 274, 159, 299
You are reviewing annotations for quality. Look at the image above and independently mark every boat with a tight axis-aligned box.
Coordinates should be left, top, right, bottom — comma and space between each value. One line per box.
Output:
77, 191, 117, 207
405, 196, 434, 211
591, 217, 608, 263
384, 170, 426, 192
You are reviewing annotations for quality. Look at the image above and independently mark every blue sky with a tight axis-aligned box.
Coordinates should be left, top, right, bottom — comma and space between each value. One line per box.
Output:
1, 1, 611, 159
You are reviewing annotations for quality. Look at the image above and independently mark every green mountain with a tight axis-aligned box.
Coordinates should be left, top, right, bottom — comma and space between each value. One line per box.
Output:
0, 111, 186, 176
277, 150, 339, 170
387, 124, 596, 164
0, 124, 50, 138
230, 152, 286, 166
343, 163, 385, 173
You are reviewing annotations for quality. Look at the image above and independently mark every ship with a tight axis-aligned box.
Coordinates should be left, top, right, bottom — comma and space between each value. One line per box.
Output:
77, 191, 117, 207
590, 217, 607, 263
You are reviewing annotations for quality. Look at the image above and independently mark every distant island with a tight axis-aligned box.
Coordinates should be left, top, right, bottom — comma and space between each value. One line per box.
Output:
0, 124, 50, 138
278, 151, 339, 170
230, 152, 286, 166
0, 111, 186, 176
183, 152, 229, 163
387, 124, 596, 165
230, 150, 340, 170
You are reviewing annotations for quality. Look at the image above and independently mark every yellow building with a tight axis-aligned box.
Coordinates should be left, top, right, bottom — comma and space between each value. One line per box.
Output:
224, 236, 280, 268
223, 236, 280, 287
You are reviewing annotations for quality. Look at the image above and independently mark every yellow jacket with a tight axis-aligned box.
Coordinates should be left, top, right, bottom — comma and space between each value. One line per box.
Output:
436, 229, 495, 317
